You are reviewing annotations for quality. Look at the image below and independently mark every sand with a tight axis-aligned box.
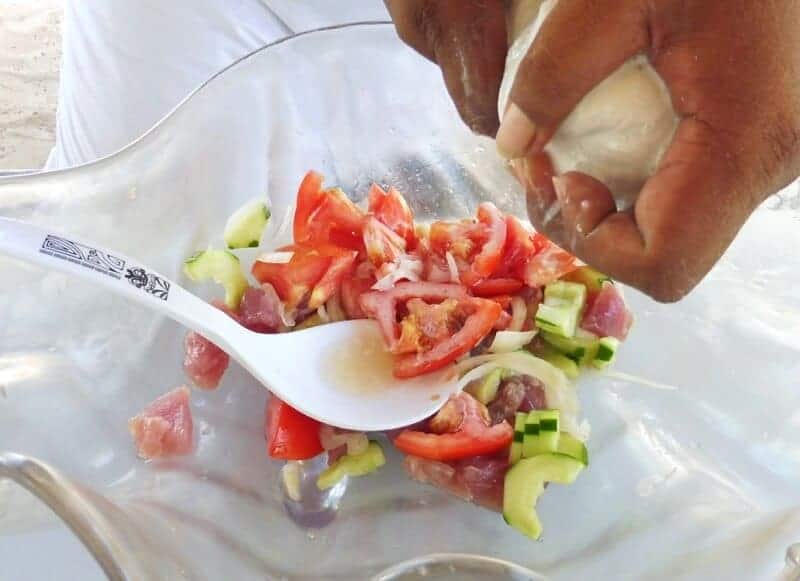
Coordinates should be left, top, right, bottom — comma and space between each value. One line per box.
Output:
0, 0, 62, 171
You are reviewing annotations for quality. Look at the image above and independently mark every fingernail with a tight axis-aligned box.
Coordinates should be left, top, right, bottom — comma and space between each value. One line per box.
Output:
552, 175, 568, 204
496, 103, 537, 160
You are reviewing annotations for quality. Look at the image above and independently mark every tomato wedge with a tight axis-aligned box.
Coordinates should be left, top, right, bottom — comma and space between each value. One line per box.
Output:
394, 392, 513, 461
308, 250, 358, 309
294, 172, 365, 250
497, 215, 537, 278
252, 247, 332, 309
360, 282, 469, 349
394, 297, 502, 378
429, 219, 487, 260
340, 275, 376, 319
265, 397, 323, 460
471, 278, 524, 297
469, 202, 507, 281
522, 242, 579, 288
368, 184, 416, 247
293, 171, 325, 244
363, 215, 406, 268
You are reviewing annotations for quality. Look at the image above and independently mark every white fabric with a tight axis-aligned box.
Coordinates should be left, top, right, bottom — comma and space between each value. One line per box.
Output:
46, 0, 388, 170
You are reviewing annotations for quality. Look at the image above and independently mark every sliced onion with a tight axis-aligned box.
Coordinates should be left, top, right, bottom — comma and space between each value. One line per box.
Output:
445, 251, 460, 284
319, 425, 369, 456
280, 462, 303, 502
256, 251, 293, 264
316, 303, 330, 323
456, 351, 584, 438
509, 296, 527, 332
325, 293, 347, 323
371, 255, 423, 291
488, 330, 537, 353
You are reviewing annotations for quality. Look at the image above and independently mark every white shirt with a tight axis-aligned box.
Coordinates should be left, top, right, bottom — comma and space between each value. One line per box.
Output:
47, 0, 388, 169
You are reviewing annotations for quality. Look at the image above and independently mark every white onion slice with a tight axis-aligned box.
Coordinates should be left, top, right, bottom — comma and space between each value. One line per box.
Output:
509, 296, 527, 332
445, 251, 460, 284
256, 251, 293, 264
488, 330, 537, 353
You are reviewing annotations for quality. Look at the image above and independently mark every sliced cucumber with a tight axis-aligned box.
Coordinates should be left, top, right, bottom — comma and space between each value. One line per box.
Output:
592, 337, 620, 369
541, 329, 599, 366
563, 266, 611, 293
544, 281, 587, 306
532, 343, 579, 379
465, 368, 505, 404
534, 304, 579, 339
183, 249, 248, 309
509, 412, 527, 464
224, 199, 270, 249
556, 432, 589, 466
317, 441, 386, 490
503, 453, 585, 539
531, 410, 560, 453
535, 281, 588, 338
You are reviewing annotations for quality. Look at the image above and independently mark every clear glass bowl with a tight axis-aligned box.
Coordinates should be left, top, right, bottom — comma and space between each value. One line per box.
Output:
1, 22, 799, 581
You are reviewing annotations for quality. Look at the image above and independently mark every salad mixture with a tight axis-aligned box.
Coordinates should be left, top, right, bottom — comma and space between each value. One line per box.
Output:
129, 171, 632, 540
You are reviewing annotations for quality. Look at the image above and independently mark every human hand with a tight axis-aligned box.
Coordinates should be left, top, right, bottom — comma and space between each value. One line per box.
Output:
497, 0, 800, 301
383, 0, 507, 136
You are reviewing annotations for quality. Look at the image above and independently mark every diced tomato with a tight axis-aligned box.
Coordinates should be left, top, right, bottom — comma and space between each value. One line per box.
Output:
363, 215, 406, 268
265, 397, 323, 460
360, 282, 469, 349
294, 171, 365, 251
469, 203, 507, 281
429, 220, 487, 260
394, 392, 514, 461
394, 297, 502, 378
252, 247, 331, 309
368, 184, 416, 248
522, 242, 579, 288
497, 216, 537, 278
308, 250, 358, 309
340, 274, 376, 319
253, 245, 358, 310
471, 278, 524, 297
293, 171, 325, 243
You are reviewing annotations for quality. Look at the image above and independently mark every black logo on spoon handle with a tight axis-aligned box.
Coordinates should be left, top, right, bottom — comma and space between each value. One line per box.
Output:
40, 234, 170, 300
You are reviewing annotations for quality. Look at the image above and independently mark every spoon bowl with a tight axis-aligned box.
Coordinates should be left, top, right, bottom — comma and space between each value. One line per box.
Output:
0, 216, 458, 431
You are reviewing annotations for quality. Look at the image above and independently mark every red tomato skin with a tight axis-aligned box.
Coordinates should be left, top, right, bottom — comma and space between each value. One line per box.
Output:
308, 250, 358, 309
393, 298, 502, 378
265, 397, 323, 460
470, 203, 507, 280
471, 278, 524, 297
393, 393, 513, 461
369, 184, 416, 248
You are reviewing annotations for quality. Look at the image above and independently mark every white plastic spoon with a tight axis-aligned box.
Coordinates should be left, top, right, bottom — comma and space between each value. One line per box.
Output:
0, 217, 459, 431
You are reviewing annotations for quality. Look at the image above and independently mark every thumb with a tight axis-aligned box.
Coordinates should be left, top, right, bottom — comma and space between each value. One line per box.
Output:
496, 0, 648, 159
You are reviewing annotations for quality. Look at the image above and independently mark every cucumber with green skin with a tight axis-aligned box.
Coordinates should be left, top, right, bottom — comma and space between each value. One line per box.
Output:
535, 281, 587, 338
531, 342, 580, 378
465, 368, 505, 404
503, 453, 585, 539
540, 329, 599, 366
556, 432, 589, 466
183, 249, 248, 309
522, 409, 560, 457
316, 441, 386, 490
224, 199, 270, 249
563, 266, 612, 293
509, 412, 527, 464
592, 337, 620, 369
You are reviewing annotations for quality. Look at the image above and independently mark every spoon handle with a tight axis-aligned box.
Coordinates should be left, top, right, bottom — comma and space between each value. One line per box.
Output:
0, 217, 243, 349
